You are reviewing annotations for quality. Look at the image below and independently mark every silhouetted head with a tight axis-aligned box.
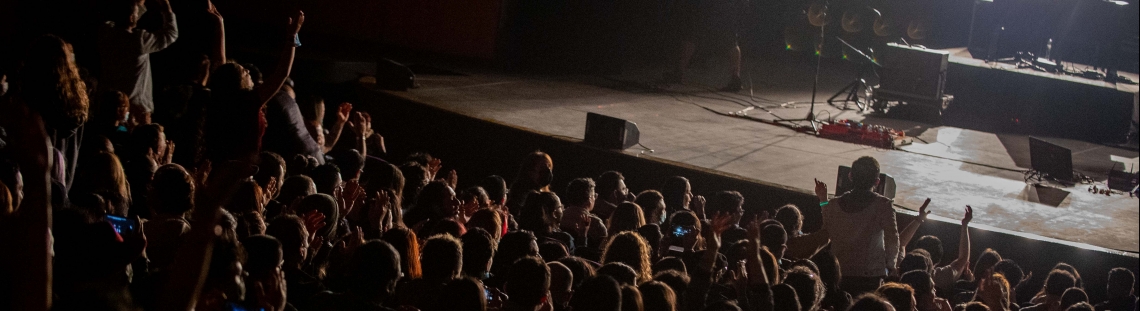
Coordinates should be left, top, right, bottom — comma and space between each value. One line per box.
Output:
505, 257, 550, 310
421, 234, 463, 282
661, 176, 691, 215
850, 156, 881, 191
640, 280, 677, 311
876, 283, 916, 311
608, 202, 646, 233
570, 275, 622, 311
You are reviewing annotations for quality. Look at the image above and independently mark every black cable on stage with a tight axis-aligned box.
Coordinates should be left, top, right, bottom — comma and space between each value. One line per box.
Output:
601, 76, 1036, 173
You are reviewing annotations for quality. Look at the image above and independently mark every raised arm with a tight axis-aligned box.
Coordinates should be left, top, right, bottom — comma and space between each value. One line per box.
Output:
257, 10, 304, 106
745, 214, 769, 286
156, 161, 250, 311
323, 103, 351, 153
898, 198, 932, 258
948, 206, 973, 274
686, 212, 734, 311
206, 0, 226, 72
141, 0, 178, 54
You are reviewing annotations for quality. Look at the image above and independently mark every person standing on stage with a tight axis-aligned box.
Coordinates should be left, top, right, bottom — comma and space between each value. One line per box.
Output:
663, 0, 748, 92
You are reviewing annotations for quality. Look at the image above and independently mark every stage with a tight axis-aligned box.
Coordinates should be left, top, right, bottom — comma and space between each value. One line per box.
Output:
375, 51, 1139, 254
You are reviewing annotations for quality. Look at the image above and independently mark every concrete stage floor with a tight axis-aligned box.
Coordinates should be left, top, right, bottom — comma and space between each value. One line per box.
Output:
393, 53, 1139, 254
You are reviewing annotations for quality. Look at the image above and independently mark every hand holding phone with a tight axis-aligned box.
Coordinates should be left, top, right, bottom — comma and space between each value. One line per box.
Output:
672, 225, 694, 238
106, 215, 139, 235
106, 215, 147, 261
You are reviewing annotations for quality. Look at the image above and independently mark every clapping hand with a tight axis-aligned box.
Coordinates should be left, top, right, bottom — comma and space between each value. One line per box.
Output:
336, 181, 365, 220
445, 170, 458, 190
962, 205, 973, 226
368, 191, 391, 232
691, 195, 707, 219
300, 210, 326, 243
145, 140, 175, 166
427, 158, 443, 181
347, 111, 374, 137
705, 211, 735, 250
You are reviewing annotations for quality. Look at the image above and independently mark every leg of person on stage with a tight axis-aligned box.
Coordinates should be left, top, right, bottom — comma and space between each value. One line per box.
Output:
721, 43, 743, 92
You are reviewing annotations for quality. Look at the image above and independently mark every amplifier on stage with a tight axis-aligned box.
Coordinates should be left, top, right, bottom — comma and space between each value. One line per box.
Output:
877, 43, 950, 102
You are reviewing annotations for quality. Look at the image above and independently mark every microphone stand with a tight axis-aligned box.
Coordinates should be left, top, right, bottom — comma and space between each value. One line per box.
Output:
776, 1, 829, 134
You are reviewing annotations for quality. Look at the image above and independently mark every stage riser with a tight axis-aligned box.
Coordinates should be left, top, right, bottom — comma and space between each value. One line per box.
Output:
946, 61, 1136, 143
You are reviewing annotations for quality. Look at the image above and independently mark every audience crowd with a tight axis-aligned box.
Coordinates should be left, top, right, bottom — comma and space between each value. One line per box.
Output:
0, 1, 1137, 311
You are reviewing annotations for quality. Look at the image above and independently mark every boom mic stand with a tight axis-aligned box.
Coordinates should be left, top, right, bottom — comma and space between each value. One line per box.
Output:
828, 38, 882, 111
776, 1, 829, 134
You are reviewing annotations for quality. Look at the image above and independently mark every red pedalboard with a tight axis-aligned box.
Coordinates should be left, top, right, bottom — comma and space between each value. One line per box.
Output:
817, 119, 906, 149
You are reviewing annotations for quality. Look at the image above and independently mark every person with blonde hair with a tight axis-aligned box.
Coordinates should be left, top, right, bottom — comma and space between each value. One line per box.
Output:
603, 231, 654, 283
977, 274, 1013, 311
69, 152, 131, 216
17, 34, 90, 189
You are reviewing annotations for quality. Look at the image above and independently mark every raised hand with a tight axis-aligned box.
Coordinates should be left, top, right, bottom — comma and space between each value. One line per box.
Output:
193, 161, 212, 188
360, 112, 374, 137
427, 158, 443, 181
962, 205, 974, 226
162, 140, 175, 165
691, 195, 707, 219
338, 180, 365, 219
918, 198, 932, 220
119, 215, 148, 261
368, 191, 391, 232
814, 178, 829, 202
206, 0, 222, 21
705, 211, 735, 250
461, 198, 479, 219
746, 213, 763, 242
287, 10, 305, 37
336, 102, 353, 124
728, 263, 750, 295
347, 111, 374, 138
445, 170, 458, 190
344, 225, 365, 255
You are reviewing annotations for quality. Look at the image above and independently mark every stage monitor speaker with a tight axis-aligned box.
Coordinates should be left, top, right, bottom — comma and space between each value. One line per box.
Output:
1106, 167, 1138, 192
1029, 137, 1074, 183
375, 58, 416, 91
585, 113, 640, 150
835, 166, 897, 199
878, 43, 949, 102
